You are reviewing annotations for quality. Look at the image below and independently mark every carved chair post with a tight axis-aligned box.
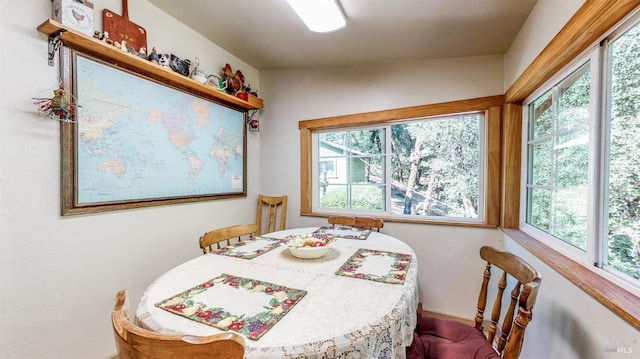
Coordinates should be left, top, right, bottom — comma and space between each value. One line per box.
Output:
475, 262, 492, 330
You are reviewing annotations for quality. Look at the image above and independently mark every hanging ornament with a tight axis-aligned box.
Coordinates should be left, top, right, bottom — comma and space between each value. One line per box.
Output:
248, 109, 260, 132
33, 84, 79, 123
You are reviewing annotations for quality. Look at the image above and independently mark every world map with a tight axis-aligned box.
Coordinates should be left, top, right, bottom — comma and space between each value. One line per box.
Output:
75, 56, 245, 204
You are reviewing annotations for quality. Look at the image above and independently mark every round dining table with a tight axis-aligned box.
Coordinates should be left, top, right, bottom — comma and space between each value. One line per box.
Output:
136, 227, 419, 359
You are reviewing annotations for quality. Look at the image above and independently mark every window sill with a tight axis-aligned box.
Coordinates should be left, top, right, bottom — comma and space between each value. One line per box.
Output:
501, 227, 640, 331
302, 212, 498, 228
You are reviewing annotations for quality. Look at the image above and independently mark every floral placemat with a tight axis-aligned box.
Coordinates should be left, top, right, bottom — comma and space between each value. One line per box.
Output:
212, 236, 282, 259
314, 226, 372, 240
155, 273, 307, 340
335, 248, 411, 284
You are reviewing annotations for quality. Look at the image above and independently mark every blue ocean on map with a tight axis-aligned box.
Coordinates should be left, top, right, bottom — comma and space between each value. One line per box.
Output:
75, 56, 245, 204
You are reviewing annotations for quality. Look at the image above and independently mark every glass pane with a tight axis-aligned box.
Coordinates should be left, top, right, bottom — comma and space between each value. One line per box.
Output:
349, 156, 383, 184
528, 187, 550, 232
605, 22, 640, 280
319, 131, 346, 148
530, 140, 551, 185
530, 90, 552, 139
350, 185, 384, 210
349, 129, 384, 155
556, 63, 590, 131
390, 114, 480, 218
319, 184, 348, 209
554, 129, 588, 187
551, 188, 587, 249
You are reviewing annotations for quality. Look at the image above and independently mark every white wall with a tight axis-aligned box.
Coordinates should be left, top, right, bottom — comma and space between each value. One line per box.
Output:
503, 0, 585, 90
258, 56, 505, 319
504, 235, 640, 359
0, 1, 260, 358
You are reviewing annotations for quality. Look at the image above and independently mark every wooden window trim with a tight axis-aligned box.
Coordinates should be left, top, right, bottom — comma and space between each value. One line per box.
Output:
503, 228, 640, 330
299, 95, 504, 227
502, 0, 640, 330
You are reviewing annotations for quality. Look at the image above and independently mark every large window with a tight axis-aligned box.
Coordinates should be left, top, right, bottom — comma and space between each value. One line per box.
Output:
299, 96, 502, 226
315, 114, 483, 220
523, 15, 640, 287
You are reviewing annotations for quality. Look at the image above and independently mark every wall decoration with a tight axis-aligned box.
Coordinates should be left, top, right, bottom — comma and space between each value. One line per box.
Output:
33, 83, 79, 122
60, 51, 247, 215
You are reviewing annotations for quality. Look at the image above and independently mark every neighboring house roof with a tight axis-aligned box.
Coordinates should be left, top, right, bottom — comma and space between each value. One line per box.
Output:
319, 139, 366, 156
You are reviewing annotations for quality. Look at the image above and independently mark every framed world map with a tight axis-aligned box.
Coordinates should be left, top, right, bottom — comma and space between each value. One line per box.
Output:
60, 52, 247, 215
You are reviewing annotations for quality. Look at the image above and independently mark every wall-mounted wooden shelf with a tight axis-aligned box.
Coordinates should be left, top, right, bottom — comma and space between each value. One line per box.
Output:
37, 19, 263, 111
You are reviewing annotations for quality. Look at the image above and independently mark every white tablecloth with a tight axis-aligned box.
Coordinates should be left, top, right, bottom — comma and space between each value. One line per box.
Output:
136, 227, 419, 359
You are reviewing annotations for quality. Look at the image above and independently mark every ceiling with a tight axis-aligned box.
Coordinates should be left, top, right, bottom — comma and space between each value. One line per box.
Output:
148, 0, 538, 71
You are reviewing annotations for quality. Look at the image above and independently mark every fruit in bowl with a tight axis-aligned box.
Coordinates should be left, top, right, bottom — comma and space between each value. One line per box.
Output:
287, 234, 335, 259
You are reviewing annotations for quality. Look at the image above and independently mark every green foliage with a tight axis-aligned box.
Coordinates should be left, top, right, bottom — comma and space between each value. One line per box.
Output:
319, 186, 383, 210
528, 63, 590, 251
606, 24, 640, 280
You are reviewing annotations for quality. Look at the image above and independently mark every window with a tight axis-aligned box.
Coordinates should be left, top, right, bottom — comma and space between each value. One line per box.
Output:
526, 62, 591, 251
299, 96, 503, 226
522, 15, 640, 287
317, 128, 386, 211
604, 20, 640, 281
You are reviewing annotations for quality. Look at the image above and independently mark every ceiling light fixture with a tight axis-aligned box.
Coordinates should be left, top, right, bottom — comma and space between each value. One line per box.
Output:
286, 0, 346, 33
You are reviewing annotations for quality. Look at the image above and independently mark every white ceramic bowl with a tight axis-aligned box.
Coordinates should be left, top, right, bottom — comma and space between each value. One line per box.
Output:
287, 236, 335, 259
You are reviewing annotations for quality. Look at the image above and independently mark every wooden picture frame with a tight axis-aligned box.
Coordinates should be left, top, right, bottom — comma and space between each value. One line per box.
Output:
60, 49, 247, 215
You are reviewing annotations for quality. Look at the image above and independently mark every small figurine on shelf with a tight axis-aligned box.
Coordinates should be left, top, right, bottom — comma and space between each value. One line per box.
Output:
190, 57, 208, 84
147, 47, 160, 64
126, 45, 147, 59
137, 47, 147, 59
207, 74, 227, 91
158, 53, 170, 68
169, 54, 191, 77
32, 85, 79, 123
222, 63, 244, 95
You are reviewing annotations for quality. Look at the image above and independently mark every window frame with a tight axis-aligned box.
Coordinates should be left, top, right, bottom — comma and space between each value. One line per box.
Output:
522, 8, 640, 296
313, 126, 387, 214
521, 53, 599, 268
503, 1, 640, 330
299, 95, 503, 227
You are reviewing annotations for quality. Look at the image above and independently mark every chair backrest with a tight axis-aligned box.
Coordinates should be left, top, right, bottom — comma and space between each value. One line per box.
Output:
112, 290, 245, 359
199, 224, 258, 254
474, 246, 542, 359
327, 215, 384, 232
256, 195, 287, 235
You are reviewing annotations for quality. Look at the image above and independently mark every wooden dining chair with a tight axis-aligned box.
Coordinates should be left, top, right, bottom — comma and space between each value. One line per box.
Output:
112, 290, 245, 359
256, 195, 287, 235
407, 246, 542, 359
328, 215, 384, 232
199, 223, 258, 254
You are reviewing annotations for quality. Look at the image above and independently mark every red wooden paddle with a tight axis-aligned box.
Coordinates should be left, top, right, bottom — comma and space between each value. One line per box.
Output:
103, 0, 148, 54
